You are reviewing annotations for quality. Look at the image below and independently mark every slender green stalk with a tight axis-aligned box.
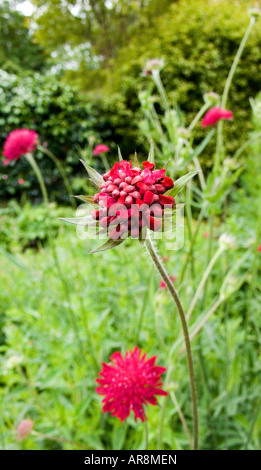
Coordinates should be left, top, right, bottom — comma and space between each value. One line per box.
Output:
233, 131, 261, 160
169, 390, 193, 449
24, 153, 49, 206
25, 152, 87, 362
188, 102, 209, 132
144, 236, 198, 450
185, 181, 195, 282
144, 420, 149, 450
136, 288, 149, 345
179, 201, 208, 285
186, 245, 224, 321
101, 154, 110, 171
179, 297, 223, 356
215, 16, 256, 171
222, 17, 256, 110
152, 70, 170, 111
38, 144, 76, 208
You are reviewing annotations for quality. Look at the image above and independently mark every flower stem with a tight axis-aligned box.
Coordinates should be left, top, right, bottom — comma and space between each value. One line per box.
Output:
214, 16, 256, 172
144, 236, 198, 450
144, 420, 149, 450
188, 102, 209, 132
152, 70, 170, 111
24, 153, 49, 206
38, 144, 76, 208
186, 245, 224, 321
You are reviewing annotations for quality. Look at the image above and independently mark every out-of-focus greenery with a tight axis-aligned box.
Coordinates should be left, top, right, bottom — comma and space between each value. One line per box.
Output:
106, 0, 261, 159
0, 1, 46, 74
1, 0, 261, 451
0, 161, 260, 449
0, 71, 141, 202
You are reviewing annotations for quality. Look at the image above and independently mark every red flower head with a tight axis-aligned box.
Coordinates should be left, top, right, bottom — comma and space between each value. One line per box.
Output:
18, 178, 25, 185
2, 129, 38, 165
61, 154, 197, 254
159, 275, 177, 289
258, 245, 261, 252
91, 159, 175, 241
93, 144, 110, 156
201, 107, 233, 127
96, 347, 167, 422
203, 232, 210, 238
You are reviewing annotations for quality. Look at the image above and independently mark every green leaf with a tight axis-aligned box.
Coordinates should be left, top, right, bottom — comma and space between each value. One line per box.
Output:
206, 167, 244, 202
165, 171, 198, 197
112, 422, 127, 450
148, 139, 155, 162
90, 238, 125, 253
59, 216, 96, 226
134, 151, 139, 167
118, 146, 123, 161
80, 159, 104, 188
181, 129, 215, 168
74, 195, 95, 204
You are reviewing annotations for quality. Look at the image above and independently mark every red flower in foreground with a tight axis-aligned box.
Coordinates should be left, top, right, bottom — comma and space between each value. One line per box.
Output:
159, 275, 177, 289
2, 129, 38, 165
96, 347, 167, 422
201, 107, 233, 127
258, 245, 261, 252
93, 144, 110, 156
92, 160, 175, 240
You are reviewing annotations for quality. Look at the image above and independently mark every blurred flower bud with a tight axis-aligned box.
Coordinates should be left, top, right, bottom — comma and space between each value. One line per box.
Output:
220, 274, 242, 300
17, 419, 33, 441
178, 127, 190, 139
88, 135, 96, 144
6, 354, 23, 369
203, 92, 220, 106
223, 158, 238, 170
219, 233, 237, 250
249, 6, 261, 18
142, 58, 164, 75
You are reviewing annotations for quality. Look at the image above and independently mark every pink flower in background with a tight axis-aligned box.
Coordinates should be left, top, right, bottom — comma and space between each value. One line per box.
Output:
96, 347, 167, 422
201, 108, 233, 127
17, 419, 33, 441
2, 174, 8, 180
258, 245, 261, 252
203, 232, 210, 238
93, 144, 110, 156
159, 275, 177, 289
18, 178, 25, 185
2, 129, 38, 165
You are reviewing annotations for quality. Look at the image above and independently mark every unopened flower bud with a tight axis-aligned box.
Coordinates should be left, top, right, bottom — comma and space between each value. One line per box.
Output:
203, 92, 220, 106
249, 6, 261, 18
6, 354, 23, 369
17, 419, 33, 441
219, 233, 237, 250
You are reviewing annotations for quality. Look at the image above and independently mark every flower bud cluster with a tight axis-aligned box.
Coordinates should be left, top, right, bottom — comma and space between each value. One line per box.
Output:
91, 160, 175, 240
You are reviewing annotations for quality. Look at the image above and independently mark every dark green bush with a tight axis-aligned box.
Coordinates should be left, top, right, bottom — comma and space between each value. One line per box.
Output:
0, 71, 141, 203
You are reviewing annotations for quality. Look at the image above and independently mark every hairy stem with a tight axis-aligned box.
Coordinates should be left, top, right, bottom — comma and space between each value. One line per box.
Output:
144, 236, 198, 450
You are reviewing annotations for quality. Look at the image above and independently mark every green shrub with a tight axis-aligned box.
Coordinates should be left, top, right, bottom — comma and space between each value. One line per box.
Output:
0, 71, 141, 203
106, 0, 261, 161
